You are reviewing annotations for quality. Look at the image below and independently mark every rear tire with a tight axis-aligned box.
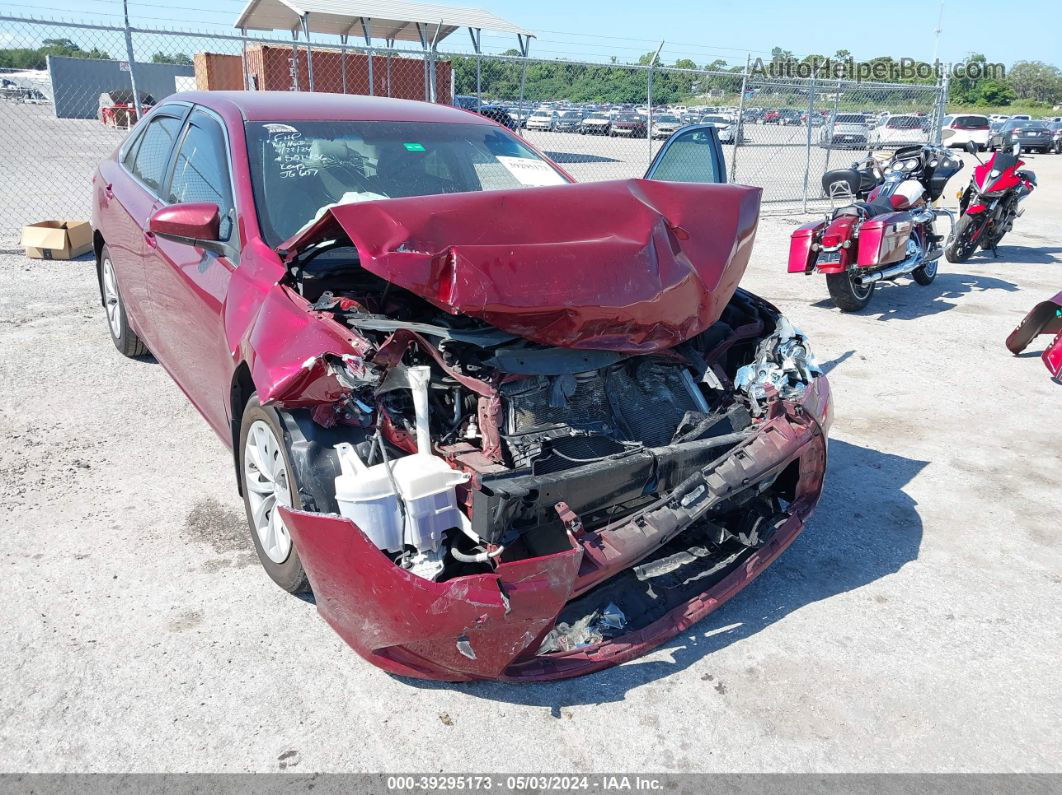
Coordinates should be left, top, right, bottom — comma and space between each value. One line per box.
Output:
239, 395, 310, 595
98, 245, 148, 358
945, 214, 980, 263
826, 271, 876, 312
912, 257, 939, 285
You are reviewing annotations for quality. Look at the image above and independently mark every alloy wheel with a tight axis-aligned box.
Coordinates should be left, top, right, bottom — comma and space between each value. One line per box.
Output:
102, 258, 121, 338
243, 419, 293, 564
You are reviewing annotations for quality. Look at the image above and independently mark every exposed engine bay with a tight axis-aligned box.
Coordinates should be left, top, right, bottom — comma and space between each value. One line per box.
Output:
275, 242, 823, 601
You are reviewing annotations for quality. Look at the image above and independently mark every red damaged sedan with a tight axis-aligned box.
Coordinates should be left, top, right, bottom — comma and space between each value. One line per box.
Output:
92, 92, 831, 681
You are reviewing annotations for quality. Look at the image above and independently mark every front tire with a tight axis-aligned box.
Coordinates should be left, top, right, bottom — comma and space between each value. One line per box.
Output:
98, 245, 148, 358
945, 214, 981, 263
826, 271, 876, 312
239, 396, 310, 594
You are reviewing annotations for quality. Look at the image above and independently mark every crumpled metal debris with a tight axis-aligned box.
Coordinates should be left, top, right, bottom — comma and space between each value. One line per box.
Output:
537, 602, 627, 654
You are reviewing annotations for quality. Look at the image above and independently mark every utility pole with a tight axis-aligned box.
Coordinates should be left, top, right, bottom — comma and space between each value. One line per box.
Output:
931, 0, 944, 67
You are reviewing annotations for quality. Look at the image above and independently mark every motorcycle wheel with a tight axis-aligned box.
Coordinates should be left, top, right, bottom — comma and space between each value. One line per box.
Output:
826, 271, 876, 312
912, 256, 938, 285
945, 214, 981, 263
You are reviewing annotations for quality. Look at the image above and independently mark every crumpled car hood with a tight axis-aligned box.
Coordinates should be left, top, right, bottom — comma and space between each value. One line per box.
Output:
282, 179, 762, 353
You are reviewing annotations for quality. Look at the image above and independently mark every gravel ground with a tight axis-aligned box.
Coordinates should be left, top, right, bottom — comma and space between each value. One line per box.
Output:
0, 149, 1060, 774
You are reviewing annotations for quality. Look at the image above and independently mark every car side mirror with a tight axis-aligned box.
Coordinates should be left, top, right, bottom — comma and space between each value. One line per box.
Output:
148, 202, 226, 254
964, 140, 978, 154
1012, 142, 1021, 156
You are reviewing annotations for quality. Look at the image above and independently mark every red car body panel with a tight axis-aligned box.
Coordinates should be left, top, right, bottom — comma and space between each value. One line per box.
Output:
1006, 291, 1062, 382
281, 377, 831, 681
283, 180, 762, 354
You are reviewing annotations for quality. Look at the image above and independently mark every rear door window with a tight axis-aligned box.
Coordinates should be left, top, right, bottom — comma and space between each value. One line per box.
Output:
129, 114, 183, 193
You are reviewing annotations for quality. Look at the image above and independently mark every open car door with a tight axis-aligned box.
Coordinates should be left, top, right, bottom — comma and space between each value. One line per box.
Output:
644, 124, 727, 184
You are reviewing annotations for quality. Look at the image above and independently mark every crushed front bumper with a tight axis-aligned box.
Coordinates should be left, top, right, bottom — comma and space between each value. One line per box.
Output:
280, 376, 831, 682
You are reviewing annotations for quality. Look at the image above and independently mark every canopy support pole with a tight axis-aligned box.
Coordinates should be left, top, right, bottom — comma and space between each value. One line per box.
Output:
240, 27, 249, 90
361, 17, 374, 96
300, 13, 314, 91
517, 34, 530, 107
339, 33, 348, 93
469, 27, 482, 109
290, 28, 300, 91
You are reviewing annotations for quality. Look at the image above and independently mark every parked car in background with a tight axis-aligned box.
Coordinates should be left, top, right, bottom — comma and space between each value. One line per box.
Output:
870, 114, 929, 147
1048, 121, 1062, 154
553, 109, 584, 132
764, 108, 801, 126
989, 119, 1054, 153
650, 113, 682, 139
941, 114, 991, 151
699, 114, 740, 144
610, 112, 647, 137
92, 95, 831, 681
475, 105, 517, 129
526, 109, 557, 131
580, 111, 611, 135
820, 113, 870, 149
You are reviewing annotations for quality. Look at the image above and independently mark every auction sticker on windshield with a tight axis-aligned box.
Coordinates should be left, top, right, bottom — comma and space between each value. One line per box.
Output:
496, 155, 567, 186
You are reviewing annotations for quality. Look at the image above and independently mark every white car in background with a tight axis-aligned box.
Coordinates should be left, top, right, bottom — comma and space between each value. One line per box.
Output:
699, 114, 739, 143
526, 109, 557, 131
820, 113, 870, 148
650, 113, 682, 139
940, 113, 991, 151
870, 114, 930, 147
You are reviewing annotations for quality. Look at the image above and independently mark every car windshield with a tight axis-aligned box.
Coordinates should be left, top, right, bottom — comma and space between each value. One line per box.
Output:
702, 115, 727, 123
616, 114, 640, 122
1013, 121, 1048, 130
656, 115, 679, 123
835, 115, 866, 124
245, 120, 568, 246
558, 111, 581, 119
586, 113, 608, 120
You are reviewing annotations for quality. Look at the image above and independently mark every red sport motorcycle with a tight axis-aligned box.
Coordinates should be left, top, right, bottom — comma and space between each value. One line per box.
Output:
1005, 291, 1062, 384
945, 141, 1037, 262
789, 144, 964, 311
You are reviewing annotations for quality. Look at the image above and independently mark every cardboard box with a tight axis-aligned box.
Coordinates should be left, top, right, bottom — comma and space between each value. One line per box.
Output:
20, 220, 93, 260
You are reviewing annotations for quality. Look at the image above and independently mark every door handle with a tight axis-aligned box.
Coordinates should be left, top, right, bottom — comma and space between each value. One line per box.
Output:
144, 230, 157, 249
104, 183, 114, 199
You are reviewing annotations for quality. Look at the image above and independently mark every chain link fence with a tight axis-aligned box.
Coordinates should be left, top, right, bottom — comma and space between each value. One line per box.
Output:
0, 13, 946, 238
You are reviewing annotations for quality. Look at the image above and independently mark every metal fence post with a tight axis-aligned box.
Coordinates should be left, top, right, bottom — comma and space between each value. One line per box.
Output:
730, 54, 750, 183
801, 73, 816, 212
517, 35, 530, 107
121, 0, 142, 117
935, 71, 950, 144
823, 80, 841, 173
647, 42, 663, 167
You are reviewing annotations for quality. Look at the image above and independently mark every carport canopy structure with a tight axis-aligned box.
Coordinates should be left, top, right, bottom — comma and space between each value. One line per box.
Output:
234, 0, 534, 98
235, 0, 533, 48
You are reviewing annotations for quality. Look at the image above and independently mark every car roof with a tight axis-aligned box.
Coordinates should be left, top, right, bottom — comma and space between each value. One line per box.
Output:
166, 91, 495, 125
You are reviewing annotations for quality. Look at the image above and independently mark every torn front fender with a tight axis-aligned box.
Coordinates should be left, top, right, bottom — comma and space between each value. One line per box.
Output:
281, 179, 762, 354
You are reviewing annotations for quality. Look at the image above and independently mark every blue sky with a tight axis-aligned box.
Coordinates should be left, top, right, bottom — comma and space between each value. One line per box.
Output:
1, 0, 1056, 68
